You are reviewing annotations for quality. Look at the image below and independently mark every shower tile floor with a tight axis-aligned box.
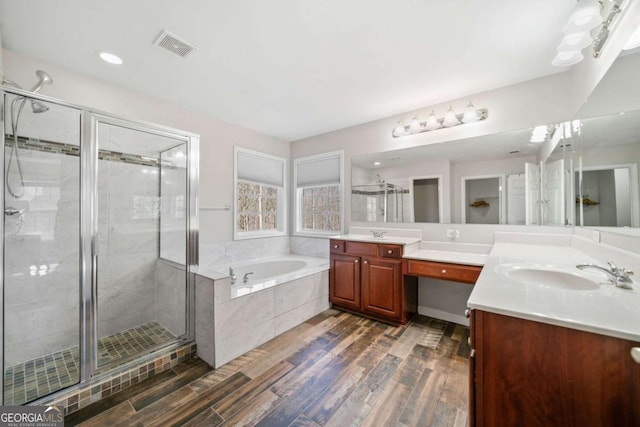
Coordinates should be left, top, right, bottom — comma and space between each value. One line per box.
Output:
3, 321, 175, 405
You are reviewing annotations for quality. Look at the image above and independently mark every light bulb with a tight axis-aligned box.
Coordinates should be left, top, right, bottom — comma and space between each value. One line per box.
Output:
462, 102, 478, 124
393, 120, 406, 137
563, 0, 602, 34
425, 111, 440, 131
443, 107, 460, 127
557, 32, 592, 51
99, 52, 124, 65
552, 50, 584, 67
409, 117, 421, 133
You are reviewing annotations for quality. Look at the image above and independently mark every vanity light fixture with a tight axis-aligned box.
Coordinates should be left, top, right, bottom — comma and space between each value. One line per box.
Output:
392, 103, 488, 138
552, 0, 607, 67
563, 0, 602, 33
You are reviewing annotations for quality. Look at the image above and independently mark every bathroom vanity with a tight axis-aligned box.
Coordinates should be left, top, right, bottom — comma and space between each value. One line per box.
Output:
329, 238, 418, 324
329, 229, 487, 325
467, 233, 640, 426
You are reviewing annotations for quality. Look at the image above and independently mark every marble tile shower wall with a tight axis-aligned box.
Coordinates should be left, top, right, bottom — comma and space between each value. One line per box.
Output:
96, 159, 159, 338
4, 149, 80, 365
4, 140, 181, 365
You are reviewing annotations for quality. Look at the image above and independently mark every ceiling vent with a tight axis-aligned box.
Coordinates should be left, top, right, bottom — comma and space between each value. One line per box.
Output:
153, 30, 196, 58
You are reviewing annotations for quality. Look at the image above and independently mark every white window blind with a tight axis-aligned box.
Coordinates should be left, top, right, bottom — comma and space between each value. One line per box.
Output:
296, 154, 341, 187
237, 150, 284, 187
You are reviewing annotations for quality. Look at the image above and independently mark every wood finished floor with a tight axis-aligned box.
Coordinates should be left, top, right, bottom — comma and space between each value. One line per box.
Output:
67, 309, 471, 427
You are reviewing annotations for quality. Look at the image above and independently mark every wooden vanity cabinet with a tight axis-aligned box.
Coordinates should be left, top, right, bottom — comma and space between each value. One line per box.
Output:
329, 239, 416, 324
469, 310, 640, 427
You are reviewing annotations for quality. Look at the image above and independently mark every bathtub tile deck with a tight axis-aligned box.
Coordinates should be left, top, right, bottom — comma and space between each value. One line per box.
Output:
3, 321, 175, 405
66, 310, 470, 427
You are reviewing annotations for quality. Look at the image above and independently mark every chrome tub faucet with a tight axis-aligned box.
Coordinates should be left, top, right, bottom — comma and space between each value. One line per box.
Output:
243, 272, 254, 283
576, 261, 634, 289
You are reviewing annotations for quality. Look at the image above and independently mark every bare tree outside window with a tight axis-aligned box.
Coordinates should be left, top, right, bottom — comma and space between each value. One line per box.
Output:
301, 185, 340, 232
237, 181, 279, 232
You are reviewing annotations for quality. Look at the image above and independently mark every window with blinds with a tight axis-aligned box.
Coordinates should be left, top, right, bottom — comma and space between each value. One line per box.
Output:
293, 151, 344, 236
234, 147, 287, 239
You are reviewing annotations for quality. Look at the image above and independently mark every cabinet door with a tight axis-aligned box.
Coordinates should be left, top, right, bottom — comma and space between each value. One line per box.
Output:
361, 257, 402, 319
330, 254, 361, 310
474, 310, 640, 426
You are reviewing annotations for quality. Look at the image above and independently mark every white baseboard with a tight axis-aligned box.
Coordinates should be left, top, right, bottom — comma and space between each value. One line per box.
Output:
418, 306, 469, 326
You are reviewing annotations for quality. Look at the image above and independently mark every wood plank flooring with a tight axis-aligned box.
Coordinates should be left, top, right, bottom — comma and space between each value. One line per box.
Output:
66, 310, 470, 427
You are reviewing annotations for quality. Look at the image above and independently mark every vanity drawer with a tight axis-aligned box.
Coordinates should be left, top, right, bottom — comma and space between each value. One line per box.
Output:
344, 241, 378, 256
405, 259, 482, 285
330, 240, 345, 254
379, 244, 403, 258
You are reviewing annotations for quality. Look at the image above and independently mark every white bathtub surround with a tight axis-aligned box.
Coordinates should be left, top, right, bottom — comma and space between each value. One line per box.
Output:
290, 236, 330, 258
195, 255, 329, 368
469, 232, 640, 342
199, 236, 290, 267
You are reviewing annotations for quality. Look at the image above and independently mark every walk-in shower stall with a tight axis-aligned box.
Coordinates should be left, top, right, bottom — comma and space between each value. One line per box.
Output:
1, 84, 199, 405
351, 183, 405, 222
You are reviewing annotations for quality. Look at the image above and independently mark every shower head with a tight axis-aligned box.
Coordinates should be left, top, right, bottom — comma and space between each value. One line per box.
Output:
29, 70, 53, 93
30, 100, 49, 113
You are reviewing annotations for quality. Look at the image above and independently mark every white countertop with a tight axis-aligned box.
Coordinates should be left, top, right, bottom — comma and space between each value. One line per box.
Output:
331, 234, 422, 245
403, 241, 491, 266
468, 237, 640, 342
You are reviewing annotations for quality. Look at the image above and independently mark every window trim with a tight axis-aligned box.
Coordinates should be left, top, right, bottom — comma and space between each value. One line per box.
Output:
292, 150, 344, 237
234, 147, 288, 240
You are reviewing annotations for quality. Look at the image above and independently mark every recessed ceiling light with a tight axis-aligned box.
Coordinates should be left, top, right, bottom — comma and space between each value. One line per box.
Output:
373, 161, 381, 166
99, 52, 123, 65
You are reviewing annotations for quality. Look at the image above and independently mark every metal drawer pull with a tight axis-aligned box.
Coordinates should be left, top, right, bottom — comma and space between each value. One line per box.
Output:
334, 245, 339, 249
632, 347, 640, 364
442, 269, 447, 273
364, 260, 368, 264
465, 309, 471, 318
388, 250, 393, 254
468, 337, 471, 346
354, 259, 359, 263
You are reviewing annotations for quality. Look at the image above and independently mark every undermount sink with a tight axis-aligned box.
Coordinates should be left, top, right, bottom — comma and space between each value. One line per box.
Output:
496, 264, 603, 291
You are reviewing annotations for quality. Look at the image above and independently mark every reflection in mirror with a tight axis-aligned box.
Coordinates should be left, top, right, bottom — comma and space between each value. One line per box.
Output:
576, 110, 640, 227
461, 175, 505, 224
351, 124, 576, 226
413, 178, 440, 223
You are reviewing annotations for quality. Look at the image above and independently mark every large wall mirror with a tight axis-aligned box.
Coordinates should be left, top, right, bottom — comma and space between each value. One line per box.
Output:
352, 121, 577, 227
574, 49, 640, 233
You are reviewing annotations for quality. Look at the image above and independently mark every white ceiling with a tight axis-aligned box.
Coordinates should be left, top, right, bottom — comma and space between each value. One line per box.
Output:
0, 0, 575, 141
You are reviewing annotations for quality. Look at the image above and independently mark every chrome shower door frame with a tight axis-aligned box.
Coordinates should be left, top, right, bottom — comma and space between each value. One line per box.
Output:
0, 86, 199, 400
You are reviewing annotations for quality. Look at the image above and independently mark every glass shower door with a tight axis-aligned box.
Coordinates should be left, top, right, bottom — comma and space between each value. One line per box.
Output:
2, 93, 82, 404
94, 120, 188, 371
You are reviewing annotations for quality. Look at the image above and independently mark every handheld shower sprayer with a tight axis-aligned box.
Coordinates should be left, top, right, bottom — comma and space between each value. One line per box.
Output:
3, 70, 54, 198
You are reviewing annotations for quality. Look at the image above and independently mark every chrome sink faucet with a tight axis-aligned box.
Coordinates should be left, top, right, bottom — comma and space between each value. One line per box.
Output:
576, 261, 634, 289
229, 267, 237, 284
370, 230, 386, 239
